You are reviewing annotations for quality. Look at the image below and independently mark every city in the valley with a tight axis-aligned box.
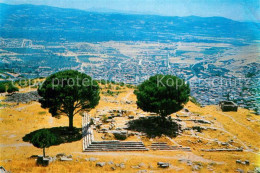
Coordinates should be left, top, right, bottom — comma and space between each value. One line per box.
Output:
1, 38, 259, 111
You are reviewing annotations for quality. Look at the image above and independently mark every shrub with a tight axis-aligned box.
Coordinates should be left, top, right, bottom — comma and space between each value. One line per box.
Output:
190, 96, 201, 106
89, 118, 94, 125
38, 111, 46, 115
102, 115, 108, 123
119, 82, 124, 87
114, 133, 127, 140
192, 126, 202, 132
126, 84, 134, 88
7, 83, 19, 93
103, 90, 121, 96
96, 124, 101, 129
100, 79, 106, 85
0, 83, 6, 93
0, 81, 19, 93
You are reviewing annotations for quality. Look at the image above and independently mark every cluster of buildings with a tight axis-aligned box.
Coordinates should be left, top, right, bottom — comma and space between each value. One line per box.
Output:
0, 39, 258, 113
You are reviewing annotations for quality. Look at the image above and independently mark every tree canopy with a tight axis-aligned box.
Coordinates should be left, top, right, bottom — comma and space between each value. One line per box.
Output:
134, 74, 190, 117
30, 129, 57, 157
0, 81, 19, 93
38, 70, 100, 130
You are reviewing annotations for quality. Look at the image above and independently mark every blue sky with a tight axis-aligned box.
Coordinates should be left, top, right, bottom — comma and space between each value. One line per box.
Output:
0, 0, 259, 22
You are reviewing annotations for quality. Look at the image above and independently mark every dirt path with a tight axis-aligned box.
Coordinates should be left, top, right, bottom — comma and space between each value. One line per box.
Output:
0, 143, 32, 148
122, 90, 133, 102
166, 136, 181, 146
218, 112, 260, 136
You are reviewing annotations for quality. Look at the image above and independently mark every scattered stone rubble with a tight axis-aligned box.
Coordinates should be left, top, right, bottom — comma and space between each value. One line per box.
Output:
236, 168, 244, 173
157, 162, 170, 168
201, 148, 243, 152
96, 162, 106, 167
173, 118, 212, 124
35, 153, 75, 166
236, 160, 249, 165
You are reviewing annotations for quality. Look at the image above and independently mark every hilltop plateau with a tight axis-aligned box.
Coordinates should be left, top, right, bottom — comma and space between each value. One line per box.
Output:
0, 83, 259, 173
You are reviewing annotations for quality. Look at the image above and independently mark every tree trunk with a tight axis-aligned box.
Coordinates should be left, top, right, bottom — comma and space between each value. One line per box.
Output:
69, 114, 74, 131
160, 112, 167, 120
160, 114, 167, 127
43, 147, 45, 158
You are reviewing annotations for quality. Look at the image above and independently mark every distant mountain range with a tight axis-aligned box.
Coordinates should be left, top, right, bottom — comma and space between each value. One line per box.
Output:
0, 3, 259, 42
86, 7, 144, 15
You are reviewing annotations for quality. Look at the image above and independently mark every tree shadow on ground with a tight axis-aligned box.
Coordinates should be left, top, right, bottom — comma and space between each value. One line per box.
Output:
127, 116, 181, 138
23, 127, 82, 146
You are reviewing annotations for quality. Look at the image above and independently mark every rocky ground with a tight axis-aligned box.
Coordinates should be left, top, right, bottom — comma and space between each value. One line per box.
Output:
4, 91, 41, 103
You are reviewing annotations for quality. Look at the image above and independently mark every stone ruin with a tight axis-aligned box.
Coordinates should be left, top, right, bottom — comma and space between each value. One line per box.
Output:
219, 101, 238, 112
5, 91, 41, 103
82, 113, 149, 152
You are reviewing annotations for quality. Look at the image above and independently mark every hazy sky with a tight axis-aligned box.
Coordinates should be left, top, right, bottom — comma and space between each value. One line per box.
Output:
1, 0, 259, 22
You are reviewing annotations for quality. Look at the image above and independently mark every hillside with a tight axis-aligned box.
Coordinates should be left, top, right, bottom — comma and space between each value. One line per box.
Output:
0, 84, 259, 173
0, 3, 259, 42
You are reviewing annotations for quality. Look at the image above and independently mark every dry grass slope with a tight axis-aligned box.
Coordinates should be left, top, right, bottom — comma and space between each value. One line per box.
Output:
0, 84, 259, 172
